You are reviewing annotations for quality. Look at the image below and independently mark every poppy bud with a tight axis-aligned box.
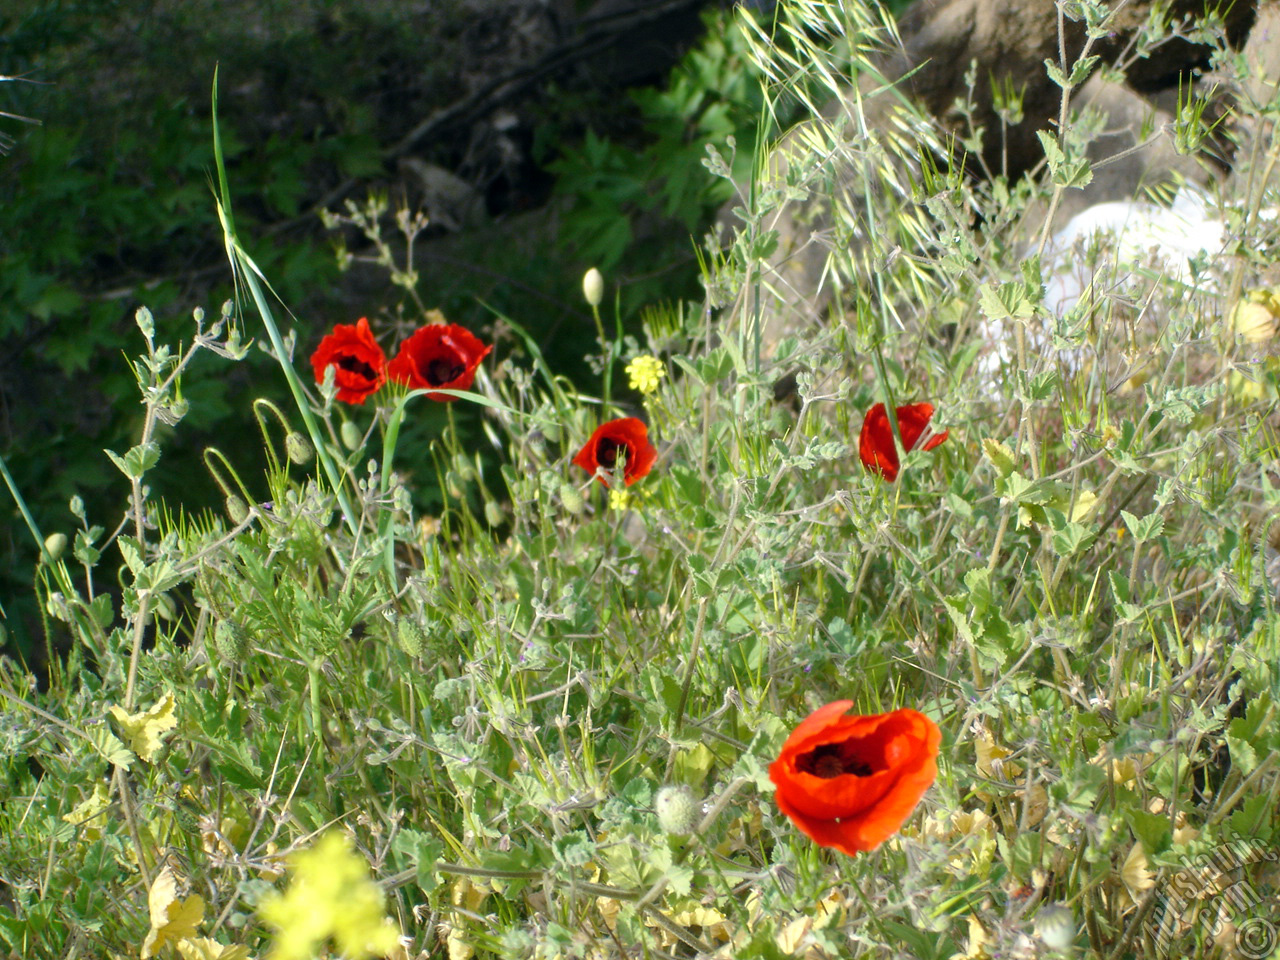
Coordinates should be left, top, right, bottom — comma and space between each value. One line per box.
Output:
397, 618, 428, 658
453, 452, 476, 482
43, 532, 68, 563
285, 432, 314, 466
582, 267, 604, 307
225, 494, 249, 526
151, 592, 177, 621
340, 420, 364, 451
655, 785, 699, 835
446, 471, 466, 500
1034, 904, 1075, 951
484, 501, 504, 527
214, 620, 249, 662
559, 481, 585, 516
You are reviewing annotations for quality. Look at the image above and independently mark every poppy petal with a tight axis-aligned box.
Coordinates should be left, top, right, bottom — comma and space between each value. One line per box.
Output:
858, 404, 900, 480
770, 704, 940, 856
573, 417, 658, 487
310, 317, 388, 405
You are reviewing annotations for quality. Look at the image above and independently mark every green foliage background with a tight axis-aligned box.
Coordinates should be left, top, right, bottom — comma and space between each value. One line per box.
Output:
0, 0, 766, 659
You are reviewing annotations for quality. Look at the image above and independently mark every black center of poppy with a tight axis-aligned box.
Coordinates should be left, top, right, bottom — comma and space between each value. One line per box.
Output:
337, 355, 377, 381
596, 437, 626, 469
426, 357, 466, 386
797, 743, 874, 779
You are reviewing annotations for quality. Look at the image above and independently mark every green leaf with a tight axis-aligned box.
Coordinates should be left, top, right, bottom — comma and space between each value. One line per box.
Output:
103, 442, 160, 480
979, 281, 1036, 322
1126, 807, 1171, 855
117, 536, 144, 576
1047, 509, 1097, 557
89, 726, 134, 769
1121, 510, 1165, 543
981, 438, 1017, 478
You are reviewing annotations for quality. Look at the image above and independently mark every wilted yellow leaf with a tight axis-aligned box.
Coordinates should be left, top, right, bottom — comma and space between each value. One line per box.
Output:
445, 924, 473, 960
141, 866, 205, 959
1023, 783, 1049, 827
595, 896, 621, 933
175, 937, 251, 960
109, 692, 177, 763
950, 915, 990, 960
1069, 489, 1099, 523
671, 904, 731, 941
1120, 843, 1154, 907
975, 732, 1023, 781
63, 781, 111, 842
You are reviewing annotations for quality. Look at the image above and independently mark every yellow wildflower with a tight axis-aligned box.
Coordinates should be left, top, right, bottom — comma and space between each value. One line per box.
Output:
625, 355, 665, 395
258, 832, 399, 960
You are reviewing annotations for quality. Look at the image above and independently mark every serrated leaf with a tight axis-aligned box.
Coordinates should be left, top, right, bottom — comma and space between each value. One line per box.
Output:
90, 726, 134, 769
1226, 732, 1260, 777
118, 536, 144, 575
979, 281, 1036, 322
1121, 510, 1165, 542
108, 691, 177, 763
104, 441, 161, 480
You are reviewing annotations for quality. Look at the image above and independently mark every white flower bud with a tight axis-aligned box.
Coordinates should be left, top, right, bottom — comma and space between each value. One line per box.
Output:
582, 267, 604, 308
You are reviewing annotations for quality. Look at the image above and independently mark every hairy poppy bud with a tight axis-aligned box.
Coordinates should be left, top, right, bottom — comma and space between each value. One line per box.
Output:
340, 420, 364, 451
582, 267, 604, 307
446, 471, 466, 500
151, 592, 176, 622
225, 494, 249, 526
214, 619, 249, 662
559, 481, 584, 516
43, 532, 68, 563
453, 452, 476, 482
397, 618, 428, 658
1034, 904, 1074, 951
285, 432, 314, 465
484, 501, 504, 527
655, 785, 698, 835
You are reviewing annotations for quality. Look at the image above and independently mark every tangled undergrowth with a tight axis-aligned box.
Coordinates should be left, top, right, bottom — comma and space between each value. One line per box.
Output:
4, 2, 1280, 958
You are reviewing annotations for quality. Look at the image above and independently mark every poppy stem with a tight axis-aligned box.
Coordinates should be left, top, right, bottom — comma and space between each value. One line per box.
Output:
211, 80, 359, 536
378, 396, 411, 586
591, 301, 614, 415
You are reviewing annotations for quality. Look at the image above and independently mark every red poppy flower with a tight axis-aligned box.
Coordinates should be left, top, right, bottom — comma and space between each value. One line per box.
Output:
572, 417, 657, 487
387, 322, 492, 401
769, 701, 940, 856
310, 317, 387, 405
859, 402, 948, 482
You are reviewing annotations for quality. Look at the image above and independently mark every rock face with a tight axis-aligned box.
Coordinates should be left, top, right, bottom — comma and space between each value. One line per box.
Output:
745, 0, 1270, 350
888, 0, 1257, 184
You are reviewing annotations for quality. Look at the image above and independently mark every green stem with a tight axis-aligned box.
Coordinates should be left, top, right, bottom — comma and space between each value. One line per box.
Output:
211, 70, 358, 535
0, 451, 74, 596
